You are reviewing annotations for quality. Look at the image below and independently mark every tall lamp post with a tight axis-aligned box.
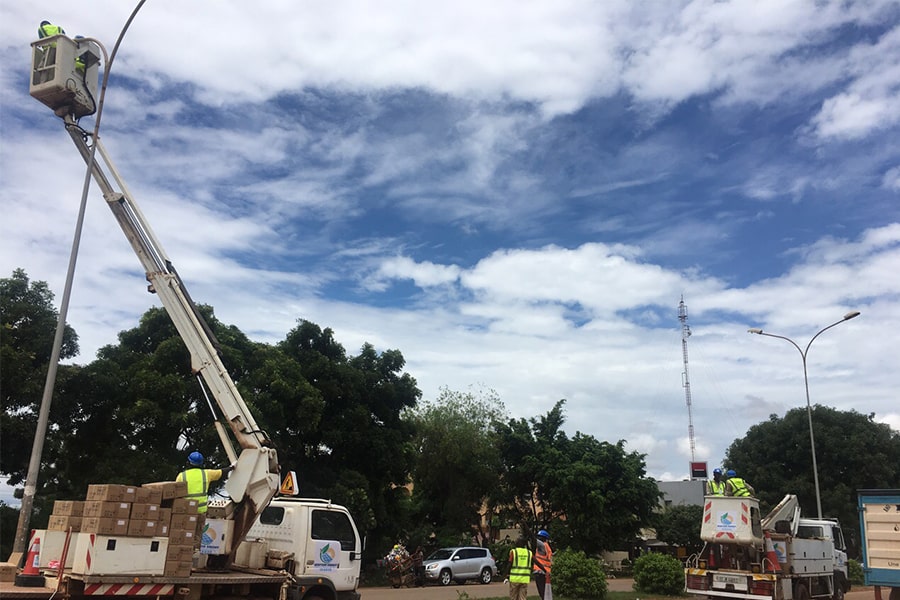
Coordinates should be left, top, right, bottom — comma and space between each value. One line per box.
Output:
747, 310, 860, 519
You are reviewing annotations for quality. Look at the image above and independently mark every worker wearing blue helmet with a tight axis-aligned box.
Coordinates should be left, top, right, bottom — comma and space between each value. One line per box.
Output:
724, 469, 755, 497
533, 529, 553, 600
176, 451, 235, 516
706, 468, 726, 496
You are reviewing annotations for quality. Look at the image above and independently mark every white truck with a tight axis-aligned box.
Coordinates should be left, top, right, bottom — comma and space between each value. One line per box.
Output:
684, 494, 850, 600
857, 489, 900, 600
23, 32, 364, 600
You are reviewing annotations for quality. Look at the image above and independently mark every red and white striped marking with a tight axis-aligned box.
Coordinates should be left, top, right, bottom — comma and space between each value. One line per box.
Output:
82, 534, 96, 572
83, 583, 174, 596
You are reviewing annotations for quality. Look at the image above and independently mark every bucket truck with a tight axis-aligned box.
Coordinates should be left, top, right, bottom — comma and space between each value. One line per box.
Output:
684, 494, 849, 600
20, 32, 363, 600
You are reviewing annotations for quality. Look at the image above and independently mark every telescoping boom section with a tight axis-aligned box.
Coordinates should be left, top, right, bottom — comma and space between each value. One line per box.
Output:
29, 33, 280, 555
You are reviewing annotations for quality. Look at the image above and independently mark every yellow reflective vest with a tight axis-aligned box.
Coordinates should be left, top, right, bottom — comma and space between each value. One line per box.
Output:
509, 547, 532, 584
707, 480, 726, 495
176, 468, 210, 513
728, 477, 751, 497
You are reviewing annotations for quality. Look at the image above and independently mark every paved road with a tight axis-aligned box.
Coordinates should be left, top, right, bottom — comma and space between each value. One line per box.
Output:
2, 576, 879, 599
359, 577, 636, 599
358, 579, 880, 599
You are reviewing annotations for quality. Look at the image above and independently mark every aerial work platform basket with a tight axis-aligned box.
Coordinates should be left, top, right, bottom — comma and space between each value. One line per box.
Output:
30, 34, 100, 118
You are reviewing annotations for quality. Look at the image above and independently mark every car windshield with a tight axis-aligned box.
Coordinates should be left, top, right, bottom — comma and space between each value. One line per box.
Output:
426, 549, 454, 560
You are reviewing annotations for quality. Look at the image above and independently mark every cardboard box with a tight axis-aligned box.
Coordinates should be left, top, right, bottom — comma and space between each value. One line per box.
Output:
143, 481, 188, 501
158, 508, 172, 526
130, 503, 160, 520
206, 500, 235, 519
169, 498, 199, 514
83, 501, 131, 519
164, 559, 192, 577
52, 500, 84, 516
81, 517, 129, 536
127, 520, 159, 537
266, 549, 293, 570
168, 529, 195, 547
134, 487, 159, 504
169, 513, 198, 531
166, 545, 194, 562
1, 563, 18, 582
72, 535, 168, 576
48, 515, 83, 532
86, 484, 138, 502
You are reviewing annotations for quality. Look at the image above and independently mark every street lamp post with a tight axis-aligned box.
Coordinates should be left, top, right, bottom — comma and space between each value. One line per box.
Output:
747, 310, 860, 519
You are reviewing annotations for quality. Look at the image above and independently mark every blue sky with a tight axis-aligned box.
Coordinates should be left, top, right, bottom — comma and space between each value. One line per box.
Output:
1, 1, 898, 493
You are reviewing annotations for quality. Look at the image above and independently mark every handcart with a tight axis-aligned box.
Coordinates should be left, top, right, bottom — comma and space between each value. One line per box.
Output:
386, 553, 416, 588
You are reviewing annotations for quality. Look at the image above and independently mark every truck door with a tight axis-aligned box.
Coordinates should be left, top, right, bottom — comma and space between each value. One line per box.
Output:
306, 508, 360, 589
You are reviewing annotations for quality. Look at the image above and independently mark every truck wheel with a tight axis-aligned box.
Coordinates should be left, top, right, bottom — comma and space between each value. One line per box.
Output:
439, 569, 453, 586
832, 584, 844, 600
795, 584, 810, 600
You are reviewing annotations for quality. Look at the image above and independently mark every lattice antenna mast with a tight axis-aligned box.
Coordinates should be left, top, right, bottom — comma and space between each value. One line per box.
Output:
679, 297, 696, 462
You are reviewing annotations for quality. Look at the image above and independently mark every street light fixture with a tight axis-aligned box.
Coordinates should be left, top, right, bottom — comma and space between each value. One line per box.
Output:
747, 310, 860, 519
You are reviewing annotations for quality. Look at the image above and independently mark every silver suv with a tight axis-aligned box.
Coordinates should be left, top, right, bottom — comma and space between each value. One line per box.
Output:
423, 546, 499, 586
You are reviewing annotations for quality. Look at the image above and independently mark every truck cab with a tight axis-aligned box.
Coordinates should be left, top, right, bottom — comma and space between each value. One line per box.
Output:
236, 498, 362, 600
796, 517, 849, 591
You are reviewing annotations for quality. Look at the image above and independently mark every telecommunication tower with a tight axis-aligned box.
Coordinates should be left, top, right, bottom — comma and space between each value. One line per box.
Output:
678, 297, 696, 462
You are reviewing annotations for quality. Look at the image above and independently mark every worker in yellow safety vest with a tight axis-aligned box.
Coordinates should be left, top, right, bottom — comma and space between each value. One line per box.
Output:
35, 20, 66, 82
38, 20, 65, 39
176, 451, 235, 547
725, 469, 755, 497
176, 451, 234, 515
508, 537, 532, 600
706, 468, 726, 495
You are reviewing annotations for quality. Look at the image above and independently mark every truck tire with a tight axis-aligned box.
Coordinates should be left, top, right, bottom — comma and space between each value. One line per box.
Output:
832, 584, 844, 600
794, 584, 810, 600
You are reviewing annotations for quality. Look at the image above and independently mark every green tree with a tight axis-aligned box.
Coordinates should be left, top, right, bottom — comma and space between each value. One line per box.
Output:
407, 386, 506, 544
724, 406, 900, 545
495, 400, 660, 554
0, 269, 79, 483
653, 504, 703, 553
279, 320, 420, 559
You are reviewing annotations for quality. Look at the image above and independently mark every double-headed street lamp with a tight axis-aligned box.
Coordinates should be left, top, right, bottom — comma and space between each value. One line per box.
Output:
747, 310, 861, 519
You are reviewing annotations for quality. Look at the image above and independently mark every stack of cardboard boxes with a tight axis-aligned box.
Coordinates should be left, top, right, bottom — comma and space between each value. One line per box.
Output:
45, 481, 201, 577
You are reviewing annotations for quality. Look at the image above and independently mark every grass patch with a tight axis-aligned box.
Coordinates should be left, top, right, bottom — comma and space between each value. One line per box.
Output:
468, 593, 677, 600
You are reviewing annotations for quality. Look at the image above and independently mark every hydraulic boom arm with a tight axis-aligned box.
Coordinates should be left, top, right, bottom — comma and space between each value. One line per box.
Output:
29, 33, 279, 557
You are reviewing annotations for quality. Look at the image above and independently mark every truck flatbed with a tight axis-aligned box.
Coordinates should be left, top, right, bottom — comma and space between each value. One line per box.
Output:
0, 567, 291, 600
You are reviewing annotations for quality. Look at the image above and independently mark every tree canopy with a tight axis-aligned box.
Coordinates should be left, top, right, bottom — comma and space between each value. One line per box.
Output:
494, 400, 660, 553
653, 503, 703, 552
1, 269, 78, 483
0, 271, 421, 561
407, 386, 505, 545
724, 405, 900, 549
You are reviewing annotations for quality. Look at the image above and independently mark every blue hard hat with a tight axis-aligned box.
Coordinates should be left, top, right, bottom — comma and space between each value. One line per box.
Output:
537, 529, 550, 539
713, 468, 723, 475
188, 451, 204, 466
726, 469, 736, 477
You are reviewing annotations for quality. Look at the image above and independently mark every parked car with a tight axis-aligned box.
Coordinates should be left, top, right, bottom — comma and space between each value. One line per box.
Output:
423, 546, 499, 586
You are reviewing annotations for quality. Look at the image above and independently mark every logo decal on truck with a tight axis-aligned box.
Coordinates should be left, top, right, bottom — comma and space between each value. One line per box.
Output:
312, 541, 340, 572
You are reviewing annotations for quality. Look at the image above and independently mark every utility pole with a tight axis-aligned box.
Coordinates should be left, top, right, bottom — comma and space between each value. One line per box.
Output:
679, 297, 696, 462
